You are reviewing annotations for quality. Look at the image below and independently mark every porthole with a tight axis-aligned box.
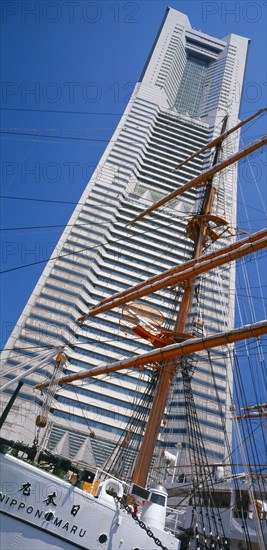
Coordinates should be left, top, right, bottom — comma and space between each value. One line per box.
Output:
44, 511, 54, 521
99, 533, 108, 544
133, 547, 140, 550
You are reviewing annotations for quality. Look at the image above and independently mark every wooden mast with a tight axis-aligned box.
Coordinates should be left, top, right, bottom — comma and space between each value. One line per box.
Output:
129, 136, 267, 225
132, 115, 229, 485
36, 321, 267, 386
37, 114, 267, 488
78, 228, 267, 319
77, 134, 267, 323
172, 107, 266, 172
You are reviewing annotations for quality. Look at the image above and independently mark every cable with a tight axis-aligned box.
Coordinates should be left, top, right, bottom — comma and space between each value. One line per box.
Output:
0, 213, 193, 233
0, 107, 123, 116
1, 216, 267, 233
0, 195, 80, 205
0, 130, 114, 143
1, 339, 263, 357
0, 220, 125, 231
0, 136, 109, 146
0, 195, 183, 208
0, 344, 60, 353
1, 106, 264, 118
1, 127, 117, 132
0, 216, 190, 275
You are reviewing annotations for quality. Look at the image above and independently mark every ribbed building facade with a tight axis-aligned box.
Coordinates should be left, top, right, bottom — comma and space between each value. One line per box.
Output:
1, 9, 249, 476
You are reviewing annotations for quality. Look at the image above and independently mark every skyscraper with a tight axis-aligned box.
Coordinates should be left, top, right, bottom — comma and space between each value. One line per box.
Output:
1, 8, 249, 473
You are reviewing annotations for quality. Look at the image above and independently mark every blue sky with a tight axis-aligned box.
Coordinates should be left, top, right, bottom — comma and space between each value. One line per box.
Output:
1, 0, 266, 349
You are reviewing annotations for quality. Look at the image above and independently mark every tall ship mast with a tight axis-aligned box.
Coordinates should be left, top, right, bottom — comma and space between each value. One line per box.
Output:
1, 7, 266, 550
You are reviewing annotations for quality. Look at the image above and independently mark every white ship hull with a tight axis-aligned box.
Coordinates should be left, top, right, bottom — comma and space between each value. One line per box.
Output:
1, 452, 266, 550
0, 453, 180, 550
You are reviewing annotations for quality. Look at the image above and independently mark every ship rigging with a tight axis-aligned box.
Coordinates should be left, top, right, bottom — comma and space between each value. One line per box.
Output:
1, 107, 267, 550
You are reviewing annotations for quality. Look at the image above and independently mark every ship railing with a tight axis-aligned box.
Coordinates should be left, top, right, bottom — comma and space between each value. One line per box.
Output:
165, 507, 187, 534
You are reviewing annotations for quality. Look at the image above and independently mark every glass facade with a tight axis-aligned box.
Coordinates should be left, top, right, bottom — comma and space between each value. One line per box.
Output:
175, 54, 210, 116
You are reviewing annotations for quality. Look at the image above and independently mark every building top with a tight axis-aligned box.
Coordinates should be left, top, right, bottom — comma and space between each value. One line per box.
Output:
140, 7, 249, 122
